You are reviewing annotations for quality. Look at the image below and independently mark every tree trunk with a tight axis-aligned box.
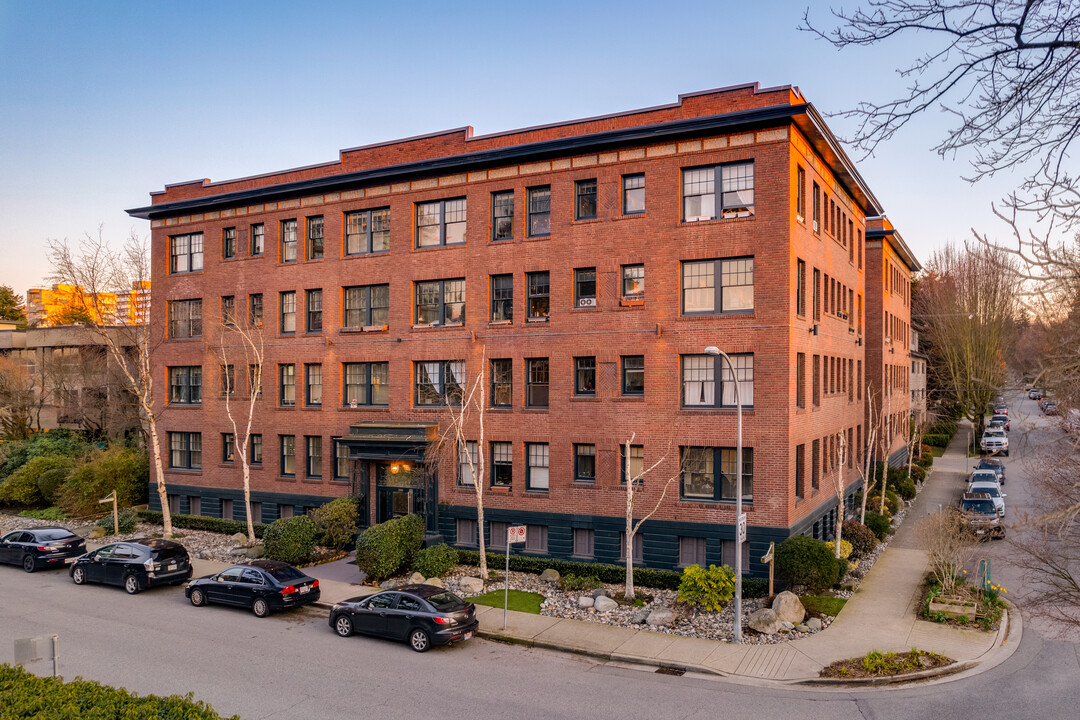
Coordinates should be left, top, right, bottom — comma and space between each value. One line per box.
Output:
145, 412, 172, 536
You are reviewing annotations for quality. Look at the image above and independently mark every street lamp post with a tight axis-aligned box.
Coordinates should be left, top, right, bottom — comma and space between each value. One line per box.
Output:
704, 345, 743, 643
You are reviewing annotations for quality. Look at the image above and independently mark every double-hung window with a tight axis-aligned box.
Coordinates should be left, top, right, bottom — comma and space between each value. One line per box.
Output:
306, 216, 324, 260
622, 355, 644, 396
682, 162, 754, 221
305, 289, 322, 332
280, 291, 296, 333
222, 433, 235, 463
526, 443, 549, 491
279, 364, 295, 407
680, 447, 753, 501
623, 174, 645, 214
169, 233, 203, 273
622, 264, 644, 300
458, 441, 478, 486
250, 223, 264, 255
681, 353, 754, 407
220, 364, 235, 397
796, 353, 806, 409
621, 444, 644, 484
491, 442, 513, 487
280, 220, 297, 262
306, 436, 322, 478
491, 191, 514, 241
305, 364, 322, 406
796, 259, 806, 316
573, 528, 595, 558
343, 284, 389, 329
574, 357, 596, 396
414, 360, 464, 406
345, 208, 390, 255
168, 299, 202, 339
222, 227, 237, 259
335, 441, 350, 480
525, 358, 548, 408
280, 435, 295, 476
491, 359, 512, 407
415, 278, 465, 326
574, 444, 595, 484
575, 179, 597, 220
221, 295, 236, 326
343, 362, 389, 406
416, 198, 466, 247
169, 432, 201, 470
527, 187, 550, 237
490, 275, 513, 323
250, 434, 262, 465
248, 294, 263, 326
574, 268, 596, 308
796, 167, 805, 222
681, 258, 754, 314
526, 271, 549, 320
168, 366, 202, 404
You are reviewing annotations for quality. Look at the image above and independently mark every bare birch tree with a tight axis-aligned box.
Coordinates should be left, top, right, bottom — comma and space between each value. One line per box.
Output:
46, 228, 174, 535
216, 309, 264, 542
833, 430, 848, 558
861, 386, 879, 524
622, 434, 681, 601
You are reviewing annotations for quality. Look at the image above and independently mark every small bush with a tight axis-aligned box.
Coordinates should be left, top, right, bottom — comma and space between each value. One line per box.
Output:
18, 506, 69, 520
560, 573, 603, 591
55, 445, 148, 516
843, 521, 878, 558
923, 434, 949, 448
740, 576, 770, 599
412, 543, 459, 579
0, 463, 44, 506
908, 464, 927, 482
136, 510, 269, 538
96, 507, 138, 535
262, 516, 320, 565
455, 550, 686, 590
678, 563, 736, 612
308, 498, 358, 549
824, 539, 853, 559
897, 479, 917, 501
864, 511, 892, 540
775, 536, 841, 592
355, 514, 425, 581
0, 662, 236, 719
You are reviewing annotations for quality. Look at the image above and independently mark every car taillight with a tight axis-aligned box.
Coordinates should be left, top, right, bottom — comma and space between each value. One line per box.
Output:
281, 585, 297, 595
144, 559, 154, 571
433, 616, 451, 625
312, 579, 319, 588
37, 546, 49, 551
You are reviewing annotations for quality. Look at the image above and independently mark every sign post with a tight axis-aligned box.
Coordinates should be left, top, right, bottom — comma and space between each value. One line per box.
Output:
98, 491, 118, 535
505, 525, 526, 629
761, 542, 775, 598
14, 634, 59, 677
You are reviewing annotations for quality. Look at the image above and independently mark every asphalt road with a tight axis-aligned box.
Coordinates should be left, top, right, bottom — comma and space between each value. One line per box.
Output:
1, 390, 1078, 719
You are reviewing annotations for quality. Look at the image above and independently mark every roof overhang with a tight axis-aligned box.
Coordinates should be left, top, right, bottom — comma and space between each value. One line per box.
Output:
866, 222, 922, 272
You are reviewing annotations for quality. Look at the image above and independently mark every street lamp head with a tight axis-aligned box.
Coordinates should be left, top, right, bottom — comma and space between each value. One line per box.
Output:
704, 346, 720, 356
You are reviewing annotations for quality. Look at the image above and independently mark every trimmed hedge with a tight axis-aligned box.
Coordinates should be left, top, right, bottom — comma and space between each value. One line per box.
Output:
922, 434, 950, 448
308, 497, 358, 549
355, 514, 425, 581
0, 663, 237, 719
864, 511, 892, 541
842, 521, 878, 559
96, 508, 138, 535
263, 516, 319, 565
775, 536, 842, 592
137, 509, 269, 538
897, 479, 917, 501
412, 543, 459, 578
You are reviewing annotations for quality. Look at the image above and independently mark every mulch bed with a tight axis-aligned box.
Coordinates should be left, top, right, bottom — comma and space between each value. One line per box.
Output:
820, 649, 954, 679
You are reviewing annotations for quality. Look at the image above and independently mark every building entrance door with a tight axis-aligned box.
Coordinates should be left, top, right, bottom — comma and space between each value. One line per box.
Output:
374, 463, 424, 524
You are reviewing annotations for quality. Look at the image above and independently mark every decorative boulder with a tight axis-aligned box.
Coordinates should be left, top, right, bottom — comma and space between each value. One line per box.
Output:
459, 576, 485, 595
807, 617, 823, 631
631, 608, 651, 624
229, 547, 247, 557
88, 526, 106, 540
408, 572, 426, 585
592, 588, 609, 599
780, 621, 795, 632
245, 546, 265, 559
795, 624, 810, 633
771, 591, 806, 625
646, 608, 676, 627
379, 578, 399, 589
578, 596, 595, 609
593, 596, 618, 613
539, 568, 561, 584
230, 532, 248, 546
425, 577, 445, 588
746, 608, 783, 635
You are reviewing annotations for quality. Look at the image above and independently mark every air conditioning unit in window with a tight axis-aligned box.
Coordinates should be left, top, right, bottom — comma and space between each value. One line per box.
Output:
813, 220, 819, 232
577, 297, 596, 308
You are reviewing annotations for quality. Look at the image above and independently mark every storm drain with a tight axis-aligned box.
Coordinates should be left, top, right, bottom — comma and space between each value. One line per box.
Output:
655, 666, 686, 676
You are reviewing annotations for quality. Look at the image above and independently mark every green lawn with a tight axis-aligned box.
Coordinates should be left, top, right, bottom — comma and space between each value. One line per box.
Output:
931, 446, 946, 457
467, 589, 545, 614
801, 595, 848, 617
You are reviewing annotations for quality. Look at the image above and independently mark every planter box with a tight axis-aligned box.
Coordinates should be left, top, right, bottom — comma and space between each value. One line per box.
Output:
928, 596, 980, 619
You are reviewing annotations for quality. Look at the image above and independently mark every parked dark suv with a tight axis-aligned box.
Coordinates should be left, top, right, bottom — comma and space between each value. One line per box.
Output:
185, 560, 320, 617
329, 584, 478, 652
0, 527, 85, 572
70, 539, 192, 594
973, 458, 1006, 485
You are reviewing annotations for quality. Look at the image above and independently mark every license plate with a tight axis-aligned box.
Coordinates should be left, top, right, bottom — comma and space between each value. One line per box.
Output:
300, 586, 309, 594
976, 530, 986, 535
464, 632, 473, 640
167, 564, 177, 571
64, 557, 75, 564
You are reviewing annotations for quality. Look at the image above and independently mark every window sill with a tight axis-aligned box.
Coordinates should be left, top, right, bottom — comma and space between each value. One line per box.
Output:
612, 395, 645, 402
302, 406, 323, 411
571, 305, 600, 312
521, 407, 549, 413
340, 325, 388, 334
413, 242, 467, 252
525, 234, 551, 241
166, 404, 201, 409
489, 486, 512, 494
679, 407, 755, 414
523, 491, 548, 497
620, 299, 645, 307
218, 463, 235, 468
570, 395, 598, 402
276, 476, 296, 483
411, 323, 465, 330
679, 499, 754, 509
301, 477, 323, 484
572, 482, 596, 488
343, 251, 391, 259
526, 317, 549, 324
612, 213, 647, 222
329, 479, 350, 485
488, 406, 513, 413
570, 218, 601, 226
339, 406, 390, 412
488, 321, 513, 327
679, 215, 756, 227
680, 311, 756, 319
278, 405, 296, 410
165, 468, 203, 475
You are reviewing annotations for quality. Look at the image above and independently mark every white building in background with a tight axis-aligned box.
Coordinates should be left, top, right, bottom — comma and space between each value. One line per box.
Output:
911, 326, 927, 423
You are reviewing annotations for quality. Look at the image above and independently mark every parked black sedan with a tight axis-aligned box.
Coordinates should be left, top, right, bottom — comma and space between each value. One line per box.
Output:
0, 527, 85, 572
329, 584, 478, 652
185, 560, 320, 617
70, 539, 192, 594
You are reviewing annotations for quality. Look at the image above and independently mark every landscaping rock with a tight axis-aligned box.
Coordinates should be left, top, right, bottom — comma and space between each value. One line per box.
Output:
197, 550, 212, 560
424, 577, 444, 588
129, 532, 147, 540
646, 608, 676, 627
746, 608, 783, 635
593, 596, 618, 613
229, 547, 247, 557
539, 569, 560, 584
408, 572, 425, 585
592, 588, 609, 599
630, 608, 650, 624
795, 624, 810, 633
379, 578, 399, 589
807, 617, 823, 631
771, 591, 806, 624
244, 546, 265, 559
459, 576, 485, 595
780, 621, 795, 631
578, 596, 595, 609
88, 526, 106, 540
230, 532, 248, 545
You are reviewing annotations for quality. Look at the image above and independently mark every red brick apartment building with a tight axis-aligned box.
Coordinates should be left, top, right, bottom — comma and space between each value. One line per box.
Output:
865, 217, 921, 462
128, 82, 909, 574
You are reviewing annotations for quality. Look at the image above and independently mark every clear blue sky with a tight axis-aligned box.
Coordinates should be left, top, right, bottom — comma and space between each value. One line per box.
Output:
0, 0, 1020, 296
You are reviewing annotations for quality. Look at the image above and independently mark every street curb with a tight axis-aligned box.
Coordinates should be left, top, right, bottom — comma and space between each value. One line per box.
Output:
797, 661, 976, 687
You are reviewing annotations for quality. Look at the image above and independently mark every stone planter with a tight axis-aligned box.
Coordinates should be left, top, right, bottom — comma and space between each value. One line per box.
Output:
928, 596, 979, 619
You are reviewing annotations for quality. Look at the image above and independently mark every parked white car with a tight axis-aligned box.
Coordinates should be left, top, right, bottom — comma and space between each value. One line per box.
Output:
967, 480, 1006, 517
980, 428, 1009, 456
969, 469, 1001, 487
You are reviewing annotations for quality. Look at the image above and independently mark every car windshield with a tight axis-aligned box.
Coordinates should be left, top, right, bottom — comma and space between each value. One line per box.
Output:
969, 484, 1001, 497
985, 429, 1006, 438
425, 591, 465, 612
36, 529, 74, 541
962, 499, 996, 514
267, 566, 305, 582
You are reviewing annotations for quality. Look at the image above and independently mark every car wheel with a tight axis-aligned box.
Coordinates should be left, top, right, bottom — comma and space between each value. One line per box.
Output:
409, 628, 431, 653
124, 574, 142, 595
252, 598, 270, 618
22, 555, 36, 573
72, 566, 86, 585
334, 615, 353, 637
189, 588, 207, 607
1005, 450, 1010, 457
